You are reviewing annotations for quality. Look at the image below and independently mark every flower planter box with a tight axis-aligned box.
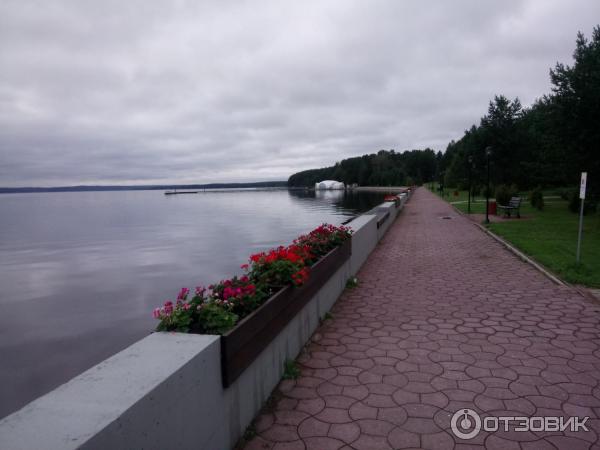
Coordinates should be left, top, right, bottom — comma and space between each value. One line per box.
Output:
220, 238, 352, 387
384, 196, 401, 208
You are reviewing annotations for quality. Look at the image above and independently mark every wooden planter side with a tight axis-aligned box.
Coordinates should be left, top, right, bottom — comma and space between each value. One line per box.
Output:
220, 238, 352, 387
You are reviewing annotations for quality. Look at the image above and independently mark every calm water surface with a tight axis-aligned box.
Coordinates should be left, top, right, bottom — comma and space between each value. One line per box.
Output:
0, 188, 389, 417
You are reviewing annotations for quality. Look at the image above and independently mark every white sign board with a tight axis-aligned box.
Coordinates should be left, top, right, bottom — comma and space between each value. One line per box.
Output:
580, 172, 587, 199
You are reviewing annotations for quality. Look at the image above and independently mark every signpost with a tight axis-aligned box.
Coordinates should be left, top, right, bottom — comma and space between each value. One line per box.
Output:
576, 172, 587, 264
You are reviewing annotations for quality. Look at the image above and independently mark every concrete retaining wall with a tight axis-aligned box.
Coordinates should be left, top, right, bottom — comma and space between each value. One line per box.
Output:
0, 197, 409, 450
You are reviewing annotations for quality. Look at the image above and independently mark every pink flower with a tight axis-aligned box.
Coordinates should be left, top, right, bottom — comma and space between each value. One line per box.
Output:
163, 301, 173, 315
152, 308, 161, 319
177, 287, 190, 300
195, 286, 205, 297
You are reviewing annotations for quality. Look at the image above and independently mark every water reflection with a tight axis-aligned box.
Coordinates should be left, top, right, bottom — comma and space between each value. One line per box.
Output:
288, 188, 395, 213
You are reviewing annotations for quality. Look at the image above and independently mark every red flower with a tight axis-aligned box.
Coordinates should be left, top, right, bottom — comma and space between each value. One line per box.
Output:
291, 267, 310, 286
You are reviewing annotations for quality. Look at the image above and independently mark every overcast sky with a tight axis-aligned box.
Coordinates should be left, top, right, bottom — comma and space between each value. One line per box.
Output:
1, 1, 598, 187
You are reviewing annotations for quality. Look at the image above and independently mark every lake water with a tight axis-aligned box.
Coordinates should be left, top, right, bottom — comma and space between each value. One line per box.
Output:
0, 188, 389, 418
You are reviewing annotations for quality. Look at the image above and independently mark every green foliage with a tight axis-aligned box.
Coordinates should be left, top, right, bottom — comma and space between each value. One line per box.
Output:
345, 276, 359, 289
282, 359, 301, 380
155, 306, 193, 333
197, 303, 238, 335
438, 27, 600, 203
530, 187, 545, 210
549, 28, 600, 196
154, 224, 352, 336
250, 257, 305, 288
495, 184, 519, 206
288, 149, 437, 187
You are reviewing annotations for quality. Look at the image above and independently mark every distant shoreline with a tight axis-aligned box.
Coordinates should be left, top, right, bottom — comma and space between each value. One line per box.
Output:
0, 181, 288, 194
0, 183, 411, 195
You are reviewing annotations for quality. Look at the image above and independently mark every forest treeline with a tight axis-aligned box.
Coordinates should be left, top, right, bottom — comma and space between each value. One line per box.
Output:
288, 27, 599, 200
288, 149, 437, 187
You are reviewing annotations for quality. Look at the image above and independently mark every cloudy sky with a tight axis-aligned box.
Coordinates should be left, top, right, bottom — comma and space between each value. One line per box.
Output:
1, 1, 598, 187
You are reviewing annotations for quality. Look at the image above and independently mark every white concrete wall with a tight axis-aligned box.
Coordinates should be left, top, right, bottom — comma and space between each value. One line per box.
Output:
0, 333, 221, 450
0, 198, 409, 450
348, 214, 377, 275
375, 201, 396, 240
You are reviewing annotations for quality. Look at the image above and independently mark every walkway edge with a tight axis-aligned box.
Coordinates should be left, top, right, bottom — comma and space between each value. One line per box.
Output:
449, 202, 600, 303
473, 221, 567, 286
445, 202, 569, 288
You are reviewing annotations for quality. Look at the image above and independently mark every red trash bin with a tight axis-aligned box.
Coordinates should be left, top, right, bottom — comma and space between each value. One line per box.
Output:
489, 201, 497, 215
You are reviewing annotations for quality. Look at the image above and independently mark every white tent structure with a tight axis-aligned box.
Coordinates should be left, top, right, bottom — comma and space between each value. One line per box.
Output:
314, 180, 345, 190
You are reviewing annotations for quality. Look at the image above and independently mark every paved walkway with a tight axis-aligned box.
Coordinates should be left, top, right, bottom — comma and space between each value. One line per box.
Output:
244, 188, 600, 450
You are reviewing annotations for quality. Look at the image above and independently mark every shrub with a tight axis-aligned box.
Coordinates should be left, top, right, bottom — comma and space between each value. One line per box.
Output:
495, 185, 510, 206
495, 184, 519, 206
530, 186, 544, 210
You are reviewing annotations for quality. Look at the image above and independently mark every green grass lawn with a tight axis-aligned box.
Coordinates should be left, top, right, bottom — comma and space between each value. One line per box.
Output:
428, 185, 600, 287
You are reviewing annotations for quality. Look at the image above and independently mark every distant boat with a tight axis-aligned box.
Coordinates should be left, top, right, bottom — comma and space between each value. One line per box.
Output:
164, 189, 199, 195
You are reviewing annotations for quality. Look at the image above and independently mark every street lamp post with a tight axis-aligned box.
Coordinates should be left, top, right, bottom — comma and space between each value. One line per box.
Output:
467, 155, 473, 214
484, 147, 492, 224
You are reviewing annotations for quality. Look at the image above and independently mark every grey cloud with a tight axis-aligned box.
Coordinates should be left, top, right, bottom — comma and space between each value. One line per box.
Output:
1, 0, 599, 186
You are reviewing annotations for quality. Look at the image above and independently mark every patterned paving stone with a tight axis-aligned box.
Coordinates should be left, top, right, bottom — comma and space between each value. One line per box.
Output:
244, 188, 600, 449
328, 422, 361, 444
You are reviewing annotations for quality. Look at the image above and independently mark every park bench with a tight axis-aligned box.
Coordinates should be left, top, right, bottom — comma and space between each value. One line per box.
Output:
497, 196, 522, 218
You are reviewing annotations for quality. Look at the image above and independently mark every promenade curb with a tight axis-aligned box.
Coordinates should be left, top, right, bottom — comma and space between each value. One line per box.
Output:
444, 197, 600, 303
445, 200, 569, 285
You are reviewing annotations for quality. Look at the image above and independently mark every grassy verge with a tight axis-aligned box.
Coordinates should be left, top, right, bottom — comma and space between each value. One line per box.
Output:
428, 185, 600, 287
